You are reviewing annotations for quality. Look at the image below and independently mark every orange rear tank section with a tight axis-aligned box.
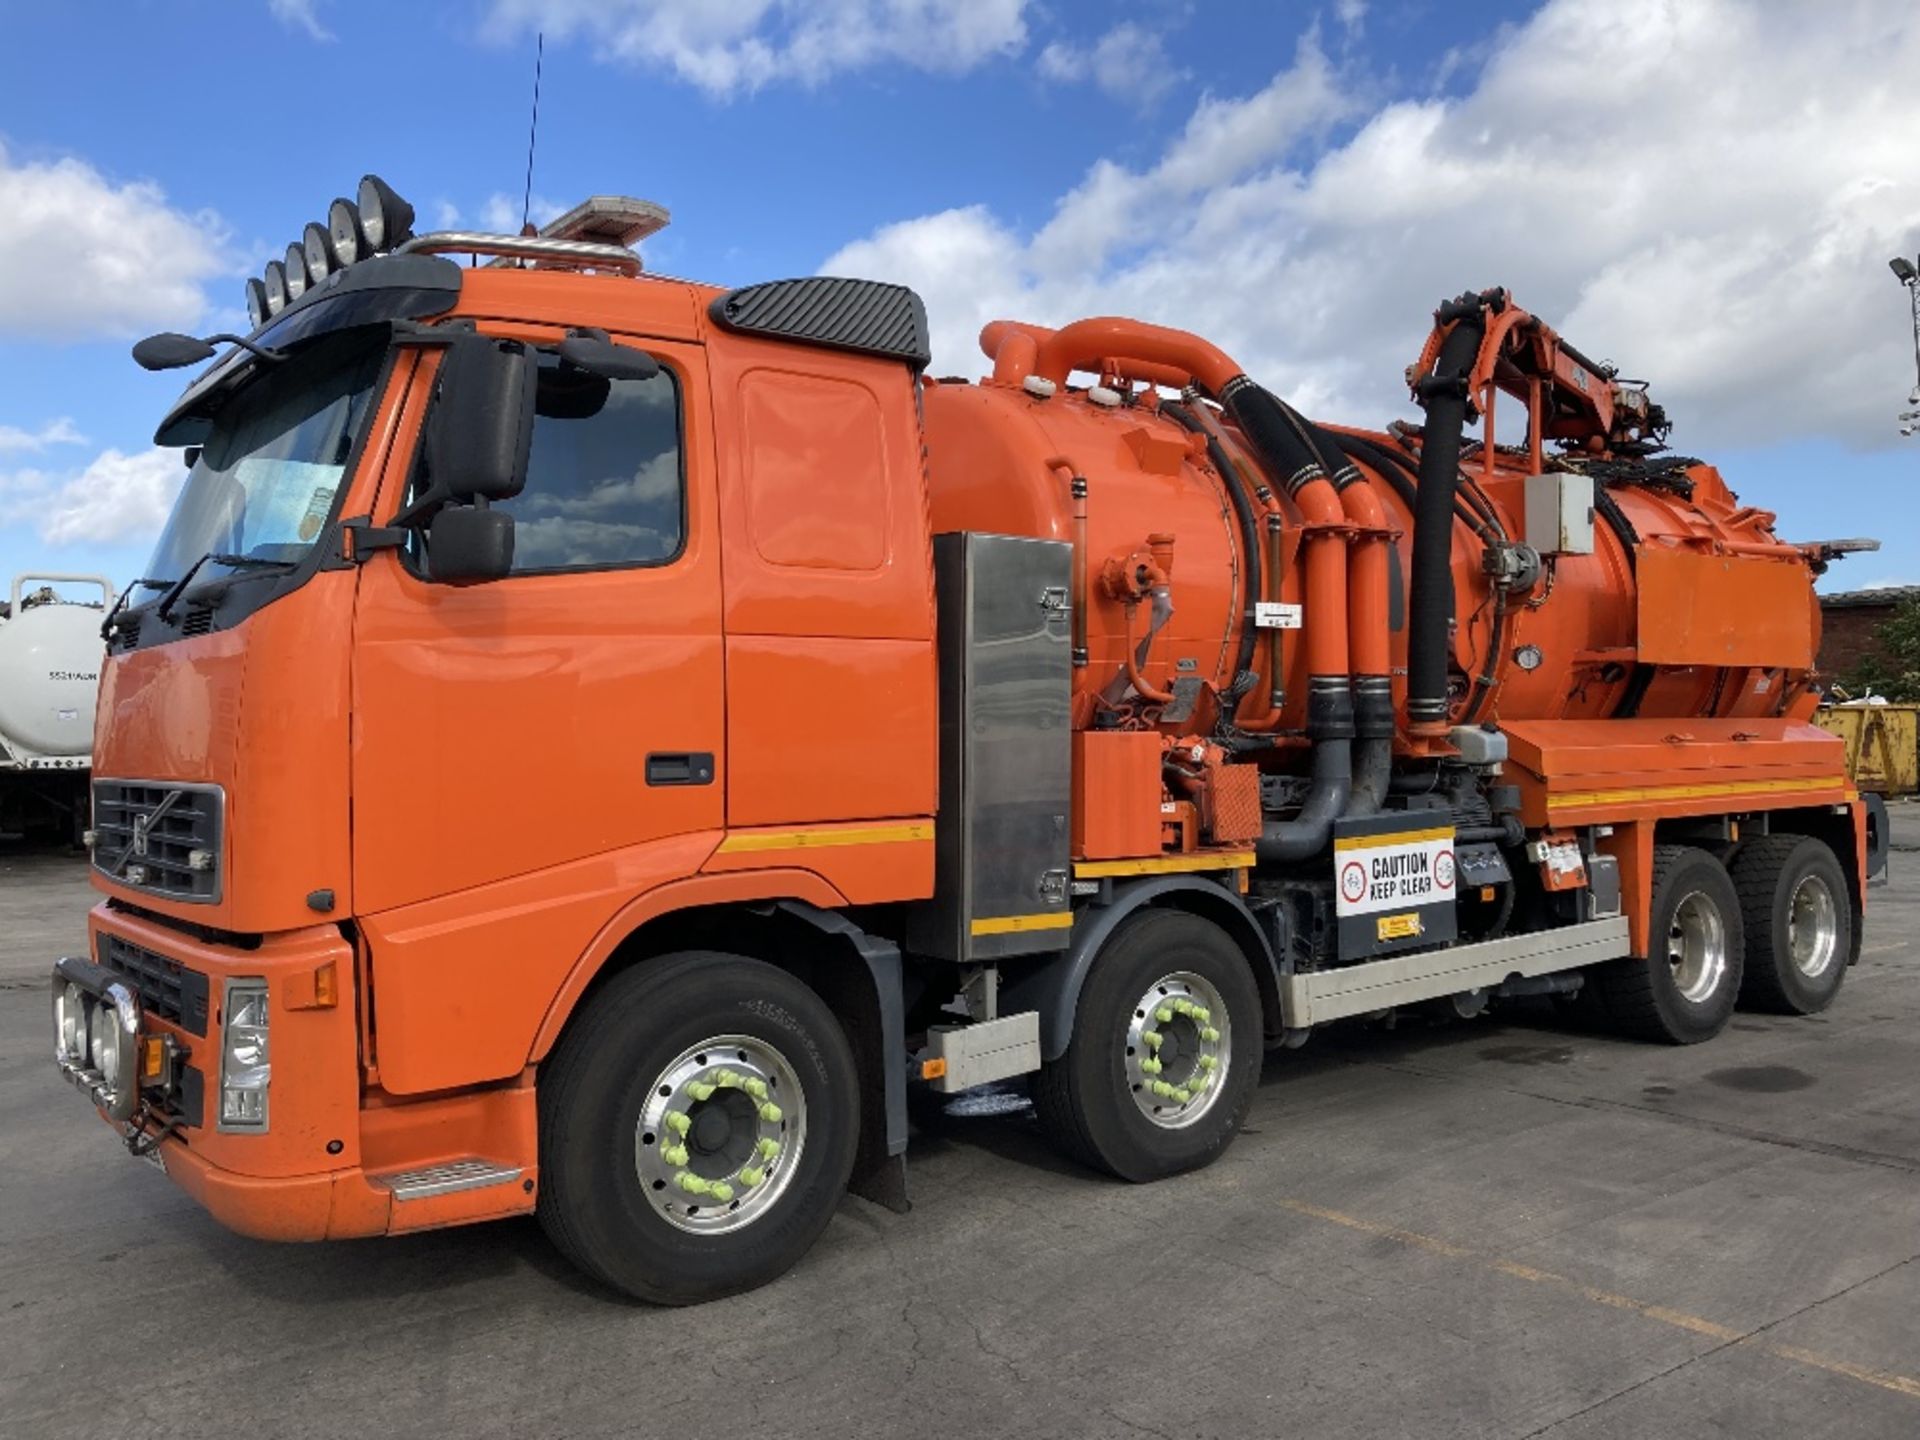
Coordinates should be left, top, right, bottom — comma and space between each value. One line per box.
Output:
921, 310, 1829, 785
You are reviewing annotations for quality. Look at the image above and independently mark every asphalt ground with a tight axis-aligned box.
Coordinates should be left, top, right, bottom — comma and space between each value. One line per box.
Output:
2, 836, 1917, 1439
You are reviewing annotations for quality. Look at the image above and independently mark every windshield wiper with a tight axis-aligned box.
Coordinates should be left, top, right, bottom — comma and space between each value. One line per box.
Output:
154, 552, 298, 623
100, 578, 171, 640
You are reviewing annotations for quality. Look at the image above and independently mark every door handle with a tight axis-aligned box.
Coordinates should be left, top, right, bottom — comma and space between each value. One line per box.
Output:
646, 752, 715, 786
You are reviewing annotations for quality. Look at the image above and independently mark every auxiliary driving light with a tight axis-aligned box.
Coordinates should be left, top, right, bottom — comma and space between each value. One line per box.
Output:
356, 173, 414, 253
57, 981, 87, 1064
302, 221, 335, 284
327, 196, 365, 266
263, 260, 289, 315
245, 277, 270, 331
282, 243, 311, 302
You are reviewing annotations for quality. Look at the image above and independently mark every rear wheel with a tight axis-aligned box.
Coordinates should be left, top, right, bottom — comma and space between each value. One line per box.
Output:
1731, 835, 1851, 1015
1033, 909, 1263, 1181
1589, 845, 1744, 1044
537, 952, 859, 1305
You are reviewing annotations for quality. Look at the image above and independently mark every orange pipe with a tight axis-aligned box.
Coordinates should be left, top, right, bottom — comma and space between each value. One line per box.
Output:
1337, 473, 1392, 680
1030, 316, 1244, 394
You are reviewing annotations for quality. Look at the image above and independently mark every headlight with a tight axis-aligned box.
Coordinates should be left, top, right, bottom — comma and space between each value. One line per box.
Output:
282, 243, 310, 302
220, 979, 270, 1131
356, 173, 414, 252
327, 196, 364, 266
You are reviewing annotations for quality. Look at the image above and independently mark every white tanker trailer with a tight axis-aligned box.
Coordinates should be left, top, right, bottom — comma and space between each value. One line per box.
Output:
0, 574, 109, 843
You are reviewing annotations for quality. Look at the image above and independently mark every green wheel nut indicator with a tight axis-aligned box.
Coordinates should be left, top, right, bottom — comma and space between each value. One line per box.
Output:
756, 1136, 781, 1160
665, 1110, 692, 1137
1156, 1007, 1175, 1024
661, 1143, 690, 1167
759, 1102, 783, 1124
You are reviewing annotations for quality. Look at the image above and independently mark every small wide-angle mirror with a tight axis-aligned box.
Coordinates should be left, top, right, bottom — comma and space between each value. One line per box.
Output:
559, 329, 660, 382
427, 504, 515, 585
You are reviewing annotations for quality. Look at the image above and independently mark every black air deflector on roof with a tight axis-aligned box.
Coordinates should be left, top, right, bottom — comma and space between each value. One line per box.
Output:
709, 277, 931, 369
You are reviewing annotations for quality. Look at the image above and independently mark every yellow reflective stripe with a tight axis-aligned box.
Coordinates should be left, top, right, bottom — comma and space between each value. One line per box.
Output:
971, 912, 1074, 936
1333, 826, 1453, 850
715, 822, 934, 854
1549, 776, 1845, 810
1074, 851, 1256, 879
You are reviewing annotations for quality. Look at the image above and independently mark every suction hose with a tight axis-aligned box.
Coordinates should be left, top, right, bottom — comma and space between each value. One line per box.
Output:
1219, 379, 1357, 863
1406, 294, 1491, 736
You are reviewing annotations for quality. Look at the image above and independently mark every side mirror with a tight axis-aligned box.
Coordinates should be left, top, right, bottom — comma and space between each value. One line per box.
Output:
427, 505, 515, 585
559, 329, 660, 382
132, 332, 218, 371
423, 333, 537, 503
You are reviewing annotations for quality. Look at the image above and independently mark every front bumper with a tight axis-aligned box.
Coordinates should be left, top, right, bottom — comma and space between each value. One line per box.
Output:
52, 902, 539, 1241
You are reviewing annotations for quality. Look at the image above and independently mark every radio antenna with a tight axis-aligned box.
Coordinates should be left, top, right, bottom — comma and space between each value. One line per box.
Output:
520, 32, 544, 233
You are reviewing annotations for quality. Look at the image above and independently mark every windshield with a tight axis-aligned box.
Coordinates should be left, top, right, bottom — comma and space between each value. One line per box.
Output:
142, 329, 389, 584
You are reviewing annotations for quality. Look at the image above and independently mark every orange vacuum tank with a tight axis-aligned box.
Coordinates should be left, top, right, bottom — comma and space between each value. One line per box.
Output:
922, 303, 1830, 742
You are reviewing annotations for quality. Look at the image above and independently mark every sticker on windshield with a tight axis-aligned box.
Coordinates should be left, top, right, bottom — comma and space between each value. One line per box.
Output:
298, 486, 337, 542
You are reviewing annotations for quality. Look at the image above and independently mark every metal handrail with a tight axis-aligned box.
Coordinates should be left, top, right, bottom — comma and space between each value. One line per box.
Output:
394, 231, 642, 276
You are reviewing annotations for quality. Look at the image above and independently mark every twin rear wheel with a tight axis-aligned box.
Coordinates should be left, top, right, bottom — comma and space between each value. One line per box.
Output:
1587, 837, 1850, 1043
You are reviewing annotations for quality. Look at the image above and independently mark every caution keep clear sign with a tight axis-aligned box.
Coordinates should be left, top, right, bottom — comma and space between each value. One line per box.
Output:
1334, 826, 1456, 917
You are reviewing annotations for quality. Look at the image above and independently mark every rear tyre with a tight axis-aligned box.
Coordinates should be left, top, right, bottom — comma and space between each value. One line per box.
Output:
1589, 845, 1744, 1044
1731, 835, 1851, 1015
537, 952, 859, 1305
1033, 909, 1263, 1182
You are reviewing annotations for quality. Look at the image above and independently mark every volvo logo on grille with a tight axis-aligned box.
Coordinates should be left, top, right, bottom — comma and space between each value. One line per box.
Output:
107, 788, 184, 878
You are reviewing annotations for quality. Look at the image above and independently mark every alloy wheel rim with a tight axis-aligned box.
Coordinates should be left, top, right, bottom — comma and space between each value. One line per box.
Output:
1667, 890, 1727, 1003
635, 1034, 806, 1235
1124, 970, 1231, 1129
1787, 874, 1840, 978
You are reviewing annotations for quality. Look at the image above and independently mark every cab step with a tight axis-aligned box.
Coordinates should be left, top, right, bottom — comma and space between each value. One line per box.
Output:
368, 1158, 523, 1202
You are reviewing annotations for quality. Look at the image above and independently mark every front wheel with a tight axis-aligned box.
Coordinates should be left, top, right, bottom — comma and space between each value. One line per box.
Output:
537, 952, 859, 1305
1033, 909, 1264, 1182
1589, 845, 1744, 1044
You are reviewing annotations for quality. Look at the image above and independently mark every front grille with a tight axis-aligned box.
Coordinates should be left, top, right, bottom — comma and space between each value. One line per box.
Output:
91, 779, 225, 903
96, 933, 210, 1036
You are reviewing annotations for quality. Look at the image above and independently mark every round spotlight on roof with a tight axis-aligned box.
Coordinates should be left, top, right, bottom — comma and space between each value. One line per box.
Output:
302, 222, 336, 284
245, 278, 270, 331
263, 260, 289, 316
283, 243, 311, 302
327, 196, 365, 267
357, 174, 415, 253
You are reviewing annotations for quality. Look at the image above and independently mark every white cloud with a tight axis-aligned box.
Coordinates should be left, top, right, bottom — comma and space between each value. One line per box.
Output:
1335, 0, 1366, 36
1037, 23, 1185, 107
480, 192, 566, 233
822, 0, 1920, 451
484, 0, 1029, 97
268, 0, 334, 41
0, 447, 183, 548
0, 142, 228, 340
0, 417, 86, 455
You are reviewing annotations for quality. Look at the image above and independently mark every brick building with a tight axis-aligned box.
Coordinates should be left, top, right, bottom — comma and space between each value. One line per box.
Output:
1818, 586, 1920, 677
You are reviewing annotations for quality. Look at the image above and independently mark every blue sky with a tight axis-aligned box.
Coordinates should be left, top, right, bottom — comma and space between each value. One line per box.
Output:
2, 0, 1915, 598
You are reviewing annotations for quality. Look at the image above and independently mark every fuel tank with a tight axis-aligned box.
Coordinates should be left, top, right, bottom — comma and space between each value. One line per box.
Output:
921, 334, 1822, 737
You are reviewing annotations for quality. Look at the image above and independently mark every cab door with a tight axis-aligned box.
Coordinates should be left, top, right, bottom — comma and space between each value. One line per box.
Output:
350, 331, 725, 919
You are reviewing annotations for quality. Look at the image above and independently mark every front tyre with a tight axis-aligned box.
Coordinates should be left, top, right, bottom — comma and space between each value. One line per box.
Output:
1033, 909, 1263, 1182
1731, 834, 1851, 1015
537, 952, 859, 1305
1589, 845, 1744, 1044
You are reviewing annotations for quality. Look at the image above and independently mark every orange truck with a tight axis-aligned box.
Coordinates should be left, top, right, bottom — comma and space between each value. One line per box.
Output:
53, 178, 1886, 1303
